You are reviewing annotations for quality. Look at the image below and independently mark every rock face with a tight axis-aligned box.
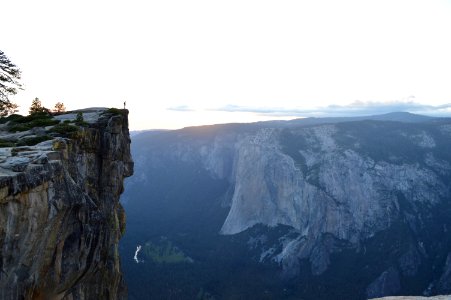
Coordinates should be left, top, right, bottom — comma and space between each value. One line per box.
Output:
219, 122, 449, 276
0, 109, 133, 299
366, 267, 401, 298
437, 253, 451, 293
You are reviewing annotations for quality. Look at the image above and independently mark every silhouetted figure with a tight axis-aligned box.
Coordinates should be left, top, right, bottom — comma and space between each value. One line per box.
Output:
124, 101, 126, 109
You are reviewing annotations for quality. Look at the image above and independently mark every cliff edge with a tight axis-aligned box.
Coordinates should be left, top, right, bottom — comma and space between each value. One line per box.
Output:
0, 108, 133, 299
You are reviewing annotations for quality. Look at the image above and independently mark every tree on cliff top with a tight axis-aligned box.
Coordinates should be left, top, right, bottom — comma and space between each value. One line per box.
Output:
53, 102, 66, 113
0, 50, 21, 116
29, 97, 50, 115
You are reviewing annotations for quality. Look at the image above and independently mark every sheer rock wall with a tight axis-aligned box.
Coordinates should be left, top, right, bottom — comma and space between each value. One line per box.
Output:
0, 110, 133, 299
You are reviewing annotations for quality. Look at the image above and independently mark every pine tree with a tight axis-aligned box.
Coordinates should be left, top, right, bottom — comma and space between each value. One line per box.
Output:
75, 112, 84, 125
53, 102, 66, 113
0, 50, 21, 116
29, 97, 49, 115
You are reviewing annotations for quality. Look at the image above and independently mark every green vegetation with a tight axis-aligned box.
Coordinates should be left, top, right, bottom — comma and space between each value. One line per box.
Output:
74, 112, 88, 126
0, 135, 52, 148
6, 112, 60, 132
0, 114, 24, 124
0, 138, 15, 148
0, 107, 88, 142
48, 123, 79, 136
16, 135, 52, 146
104, 107, 126, 115
0, 92, 106, 155
28, 117, 60, 128
142, 239, 192, 264
7, 124, 31, 132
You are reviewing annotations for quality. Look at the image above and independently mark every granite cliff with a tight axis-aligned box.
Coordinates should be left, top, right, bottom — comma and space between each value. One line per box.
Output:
122, 113, 451, 299
0, 108, 133, 299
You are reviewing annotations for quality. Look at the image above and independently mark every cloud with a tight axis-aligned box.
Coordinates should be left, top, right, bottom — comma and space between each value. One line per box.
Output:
166, 105, 196, 112
209, 101, 451, 117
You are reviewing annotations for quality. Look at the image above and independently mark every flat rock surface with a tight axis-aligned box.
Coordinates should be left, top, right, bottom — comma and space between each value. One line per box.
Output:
54, 107, 107, 123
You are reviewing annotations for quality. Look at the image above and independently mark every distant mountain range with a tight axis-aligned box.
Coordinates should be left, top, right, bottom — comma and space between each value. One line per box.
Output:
121, 112, 451, 299
129, 129, 168, 137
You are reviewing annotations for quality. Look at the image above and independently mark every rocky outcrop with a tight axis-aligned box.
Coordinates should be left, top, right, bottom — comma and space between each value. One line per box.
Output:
367, 267, 401, 299
0, 109, 133, 299
436, 253, 451, 293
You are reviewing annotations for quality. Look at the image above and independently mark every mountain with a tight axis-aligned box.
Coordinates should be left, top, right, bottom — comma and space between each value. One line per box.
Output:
130, 129, 168, 137
0, 109, 133, 299
121, 112, 451, 299
261, 112, 435, 128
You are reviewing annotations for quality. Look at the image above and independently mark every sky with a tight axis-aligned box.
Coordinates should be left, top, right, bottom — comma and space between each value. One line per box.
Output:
2, 0, 451, 130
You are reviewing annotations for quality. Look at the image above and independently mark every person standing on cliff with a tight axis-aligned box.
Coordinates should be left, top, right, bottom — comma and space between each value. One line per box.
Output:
124, 101, 126, 109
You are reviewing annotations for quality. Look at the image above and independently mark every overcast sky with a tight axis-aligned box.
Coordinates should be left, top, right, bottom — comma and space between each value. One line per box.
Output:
2, 0, 451, 130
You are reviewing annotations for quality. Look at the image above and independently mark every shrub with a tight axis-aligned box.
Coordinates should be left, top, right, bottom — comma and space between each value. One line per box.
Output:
0, 114, 25, 124
16, 135, 52, 146
48, 123, 79, 135
0, 139, 16, 148
29, 118, 60, 127
8, 123, 32, 132
7, 113, 60, 132
8, 114, 34, 124
103, 107, 125, 116
74, 112, 88, 127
